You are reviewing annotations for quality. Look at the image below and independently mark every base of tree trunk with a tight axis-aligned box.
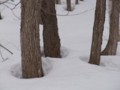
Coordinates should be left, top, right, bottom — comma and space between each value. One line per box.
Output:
89, 60, 100, 65
101, 49, 111, 55
101, 47, 116, 55
0, 13, 2, 20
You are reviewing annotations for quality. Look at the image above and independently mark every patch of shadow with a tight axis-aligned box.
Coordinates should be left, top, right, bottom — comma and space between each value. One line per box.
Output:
42, 58, 53, 75
10, 59, 53, 79
11, 63, 22, 78
41, 46, 70, 58
61, 46, 70, 58
79, 56, 89, 63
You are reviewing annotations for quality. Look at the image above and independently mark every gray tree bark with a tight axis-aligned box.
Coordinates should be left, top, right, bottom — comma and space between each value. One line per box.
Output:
89, 0, 106, 65
21, 0, 43, 78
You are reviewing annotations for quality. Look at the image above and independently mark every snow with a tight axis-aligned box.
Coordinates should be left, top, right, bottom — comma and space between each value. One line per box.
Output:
0, 0, 120, 90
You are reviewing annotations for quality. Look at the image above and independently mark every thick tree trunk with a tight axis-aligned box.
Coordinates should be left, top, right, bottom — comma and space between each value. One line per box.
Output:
101, 0, 119, 55
41, 0, 61, 57
89, 0, 106, 65
66, 0, 72, 11
21, 0, 43, 78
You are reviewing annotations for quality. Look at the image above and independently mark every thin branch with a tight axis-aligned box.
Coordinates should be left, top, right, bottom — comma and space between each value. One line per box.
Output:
2, 1, 20, 19
0, 44, 13, 55
11, 1, 20, 10
0, 48, 8, 62
11, 10, 20, 19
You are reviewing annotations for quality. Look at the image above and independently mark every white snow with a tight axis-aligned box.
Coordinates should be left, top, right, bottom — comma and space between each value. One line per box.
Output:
0, 0, 120, 90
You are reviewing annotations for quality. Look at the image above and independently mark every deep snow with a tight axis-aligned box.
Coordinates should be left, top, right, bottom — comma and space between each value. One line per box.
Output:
0, 0, 120, 90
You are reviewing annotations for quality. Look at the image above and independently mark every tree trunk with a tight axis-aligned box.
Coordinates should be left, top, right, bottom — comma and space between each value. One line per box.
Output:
56, 0, 61, 4
75, 0, 79, 4
0, 12, 2, 20
117, 0, 120, 41
89, 0, 106, 65
101, 0, 119, 55
66, 0, 72, 11
41, 0, 61, 57
21, 0, 43, 78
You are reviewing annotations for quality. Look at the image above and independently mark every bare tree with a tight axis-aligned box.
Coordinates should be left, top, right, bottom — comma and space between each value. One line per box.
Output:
21, 0, 43, 78
101, 0, 119, 55
66, 0, 72, 11
89, 0, 106, 65
41, 0, 61, 57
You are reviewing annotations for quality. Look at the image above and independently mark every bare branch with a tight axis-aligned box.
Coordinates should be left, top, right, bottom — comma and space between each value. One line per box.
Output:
0, 48, 8, 62
0, 44, 13, 55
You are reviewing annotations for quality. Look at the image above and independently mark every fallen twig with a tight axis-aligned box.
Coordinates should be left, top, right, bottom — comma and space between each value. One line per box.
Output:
0, 44, 13, 55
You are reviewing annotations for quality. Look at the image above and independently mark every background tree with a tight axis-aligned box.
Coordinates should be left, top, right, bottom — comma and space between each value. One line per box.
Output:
0, 12, 2, 19
66, 0, 72, 11
101, 0, 119, 55
75, 0, 79, 4
56, 0, 61, 4
41, 0, 61, 57
21, 0, 43, 78
89, 0, 106, 65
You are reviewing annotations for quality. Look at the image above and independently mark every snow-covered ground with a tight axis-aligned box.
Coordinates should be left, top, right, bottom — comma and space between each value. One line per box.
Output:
0, 0, 120, 90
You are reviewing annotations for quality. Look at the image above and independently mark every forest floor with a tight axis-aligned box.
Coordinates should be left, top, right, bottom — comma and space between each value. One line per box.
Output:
0, 0, 120, 90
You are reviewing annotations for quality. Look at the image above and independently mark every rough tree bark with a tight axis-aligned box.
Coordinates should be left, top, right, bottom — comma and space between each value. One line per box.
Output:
101, 0, 119, 55
21, 0, 43, 78
41, 0, 61, 57
89, 0, 106, 65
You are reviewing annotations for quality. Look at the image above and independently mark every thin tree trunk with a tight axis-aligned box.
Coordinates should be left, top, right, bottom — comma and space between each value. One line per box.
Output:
89, 0, 106, 65
21, 0, 43, 78
101, 0, 119, 55
75, 0, 79, 4
0, 12, 2, 19
66, 0, 72, 11
41, 0, 61, 57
